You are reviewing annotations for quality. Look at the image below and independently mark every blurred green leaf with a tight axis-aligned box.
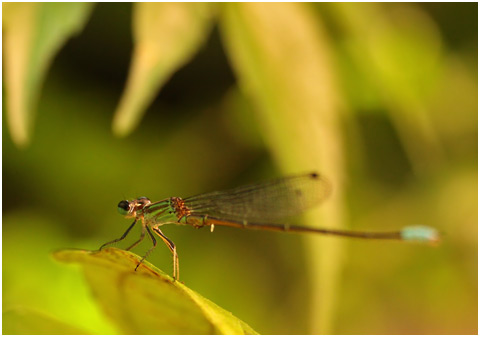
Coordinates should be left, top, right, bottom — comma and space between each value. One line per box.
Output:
3, 2, 93, 147
220, 3, 346, 334
330, 3, 445, 172
3, 307, 89, 334
53, 248, 257, 335
112, 3, 215, 136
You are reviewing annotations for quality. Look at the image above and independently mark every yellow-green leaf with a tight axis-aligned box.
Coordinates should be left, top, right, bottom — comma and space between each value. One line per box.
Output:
112, 3, 214, 136
3, 3, 94, 147
220, 3, 346, 334
3, 307, 89, 334
53, 248, 257, 335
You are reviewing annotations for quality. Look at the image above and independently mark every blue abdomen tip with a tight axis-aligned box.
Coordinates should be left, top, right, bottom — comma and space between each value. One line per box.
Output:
401, 225, 440, 243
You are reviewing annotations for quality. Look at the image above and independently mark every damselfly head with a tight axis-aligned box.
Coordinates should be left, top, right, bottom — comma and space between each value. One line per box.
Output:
117, 197, 152, 218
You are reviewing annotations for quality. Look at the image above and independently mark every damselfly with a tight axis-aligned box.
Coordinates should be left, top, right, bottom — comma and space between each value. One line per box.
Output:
99, 172, 438, 280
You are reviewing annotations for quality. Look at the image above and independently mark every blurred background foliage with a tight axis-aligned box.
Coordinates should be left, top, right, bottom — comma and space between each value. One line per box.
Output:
3, 2, 477, 334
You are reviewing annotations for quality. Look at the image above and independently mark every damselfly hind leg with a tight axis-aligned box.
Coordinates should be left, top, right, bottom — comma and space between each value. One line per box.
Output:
152, 226, 179, 281
98, 219, 137, 251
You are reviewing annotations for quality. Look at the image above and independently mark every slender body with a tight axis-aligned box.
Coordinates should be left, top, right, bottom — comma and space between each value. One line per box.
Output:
99, 172, 439, 280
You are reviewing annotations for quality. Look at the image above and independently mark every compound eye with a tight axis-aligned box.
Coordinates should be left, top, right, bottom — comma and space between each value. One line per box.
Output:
117, 200, 130, 215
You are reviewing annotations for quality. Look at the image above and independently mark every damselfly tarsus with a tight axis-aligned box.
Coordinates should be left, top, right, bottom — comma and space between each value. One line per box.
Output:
99, 172, 439, 280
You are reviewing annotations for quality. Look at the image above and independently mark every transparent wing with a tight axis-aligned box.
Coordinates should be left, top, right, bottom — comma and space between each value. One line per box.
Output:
184, 173, 331, 222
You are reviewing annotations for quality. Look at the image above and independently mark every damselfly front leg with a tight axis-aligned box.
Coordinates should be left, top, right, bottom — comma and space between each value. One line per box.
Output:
98, 219, 137, 251
125, 224, 146, 251
135, 226, 157, 271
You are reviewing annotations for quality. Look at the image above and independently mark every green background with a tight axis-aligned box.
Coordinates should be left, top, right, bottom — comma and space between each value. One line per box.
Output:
3, 3, 477, 334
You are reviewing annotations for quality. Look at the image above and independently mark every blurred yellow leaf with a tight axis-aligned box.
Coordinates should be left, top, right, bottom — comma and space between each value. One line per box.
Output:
3, 307, 89, 334
53, 248, 257, 335
113, 3, 214, 136
220, 3, 345, 334
3, 3, 93, 147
